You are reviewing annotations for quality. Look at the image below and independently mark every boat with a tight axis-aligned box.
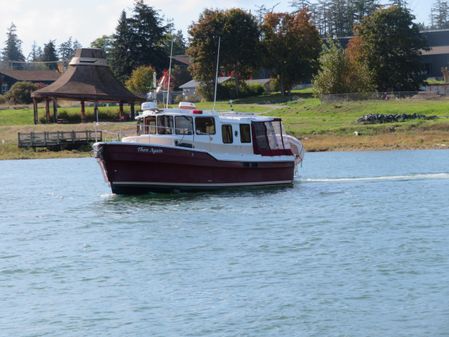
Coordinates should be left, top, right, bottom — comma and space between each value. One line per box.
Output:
93, 102, 304, 194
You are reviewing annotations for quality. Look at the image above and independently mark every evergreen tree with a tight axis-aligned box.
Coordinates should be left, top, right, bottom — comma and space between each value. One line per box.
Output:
41, 40, 59, 70
290, 0, 311, 12
164, 29, 186, 56
389, 0, 408, 8
329, 0, 352, 36
431, 0, 449, 29
351, 0, 379, 25
59, 37, 82, 68
128, 0, 169, 72
27, 41, 43, 62
2, 23, 25, 68
110, 11, 135, 82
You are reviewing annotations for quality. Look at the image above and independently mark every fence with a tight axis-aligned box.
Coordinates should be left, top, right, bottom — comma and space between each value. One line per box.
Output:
320, 90, 447, 103
18, 130, 102, 150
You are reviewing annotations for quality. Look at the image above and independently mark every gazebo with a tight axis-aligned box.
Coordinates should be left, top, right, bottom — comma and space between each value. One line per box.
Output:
31, 48, 143, 124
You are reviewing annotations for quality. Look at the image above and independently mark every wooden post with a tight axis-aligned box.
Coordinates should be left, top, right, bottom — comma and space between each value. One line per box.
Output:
52, 99, 58, 122
119, 102, 124, 120
45, 98, 50, 123
81, 100, 86, 123
33, 98, 38, 125
130, 102, 135, 120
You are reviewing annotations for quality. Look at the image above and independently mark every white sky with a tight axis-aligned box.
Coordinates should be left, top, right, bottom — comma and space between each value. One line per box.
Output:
0, 0, 430, 57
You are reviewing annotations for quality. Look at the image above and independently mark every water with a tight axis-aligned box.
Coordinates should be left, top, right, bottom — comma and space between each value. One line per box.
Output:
1, 150, 449, 337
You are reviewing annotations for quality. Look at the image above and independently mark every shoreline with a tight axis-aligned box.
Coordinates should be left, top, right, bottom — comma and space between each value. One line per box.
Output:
1, 131, 448, 160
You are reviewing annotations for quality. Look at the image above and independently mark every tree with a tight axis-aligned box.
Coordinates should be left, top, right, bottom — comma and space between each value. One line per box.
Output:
125, 65, 156, 95
164, 30, 186, 56
27, 41, 43, 62
351, 0, 379, 25
2, 23, 25, 68
110, 11, 134, 82
110, 1, 169, 82
41, 40, 59, 70
313, 39, 374, 95
356, 5, 428, 91
91, 35, 114, 64
5, 81, 38, 104
261, 9, 322, 95
431, 0, 449, 29
128, 0, 169, 72
389, 0, 408, 8
59, 37, 82, 68
188, 8, 261, 98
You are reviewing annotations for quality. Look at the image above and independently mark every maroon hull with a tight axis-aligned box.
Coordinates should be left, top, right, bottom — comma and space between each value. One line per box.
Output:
95, 143, 295, 194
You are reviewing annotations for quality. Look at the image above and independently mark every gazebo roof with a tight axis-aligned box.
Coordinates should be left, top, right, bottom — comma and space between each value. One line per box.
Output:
31, 48, 143, 102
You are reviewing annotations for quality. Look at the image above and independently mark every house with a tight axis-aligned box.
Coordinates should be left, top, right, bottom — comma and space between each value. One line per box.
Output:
179, 76, 232, 98
179, 77, 274, 99
338, 29, 449, 79
0, 69, 60, 94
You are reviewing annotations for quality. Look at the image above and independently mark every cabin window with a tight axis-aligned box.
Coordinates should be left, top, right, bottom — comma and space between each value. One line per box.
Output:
144, 116, 156, 134
157, 115, 173, 134
239, 124, 251, 143
222, 124, 233, 144
175, 116, 193, 135
195, 117, 216, 135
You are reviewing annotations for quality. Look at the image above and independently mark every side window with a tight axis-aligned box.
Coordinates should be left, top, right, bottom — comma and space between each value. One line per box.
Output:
144, 116, 156, 134
157, 115, 173, 134
240, 124, 251, 143
195, 117, 216, 135
222, 124, 233, 144
175, 116, 193, 135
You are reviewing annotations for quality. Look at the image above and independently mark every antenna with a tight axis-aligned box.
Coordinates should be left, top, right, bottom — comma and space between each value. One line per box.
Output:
166, 39, 174, 108
213, 36, 221, 111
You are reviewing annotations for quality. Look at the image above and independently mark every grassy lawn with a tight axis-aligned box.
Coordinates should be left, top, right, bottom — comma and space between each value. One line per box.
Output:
1, 90, 449, 159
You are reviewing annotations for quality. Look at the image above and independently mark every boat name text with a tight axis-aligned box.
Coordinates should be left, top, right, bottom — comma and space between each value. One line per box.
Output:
137, 147, 163, 154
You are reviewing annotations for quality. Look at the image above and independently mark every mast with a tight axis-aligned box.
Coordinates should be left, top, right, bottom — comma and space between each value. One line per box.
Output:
213, 36, 221, 111
166, 39, 174, 108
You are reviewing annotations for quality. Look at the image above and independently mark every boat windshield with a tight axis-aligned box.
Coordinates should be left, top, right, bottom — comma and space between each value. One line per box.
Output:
252, 120, 289, 155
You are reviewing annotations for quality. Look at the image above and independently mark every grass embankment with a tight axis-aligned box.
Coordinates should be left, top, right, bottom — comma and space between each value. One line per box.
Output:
1, 90, 449, 159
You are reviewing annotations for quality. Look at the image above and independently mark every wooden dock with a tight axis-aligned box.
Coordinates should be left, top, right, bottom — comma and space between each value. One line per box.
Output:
18, 130, 102, 150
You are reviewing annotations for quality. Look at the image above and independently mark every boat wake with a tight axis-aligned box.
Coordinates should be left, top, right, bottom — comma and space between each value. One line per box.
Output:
300, 173, 449, 183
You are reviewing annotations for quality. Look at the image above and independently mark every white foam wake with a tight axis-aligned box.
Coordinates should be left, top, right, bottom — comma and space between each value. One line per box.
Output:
300, 173, 449, 183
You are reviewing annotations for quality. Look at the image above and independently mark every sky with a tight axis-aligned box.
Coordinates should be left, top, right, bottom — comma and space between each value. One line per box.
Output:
0, 0, 431, 57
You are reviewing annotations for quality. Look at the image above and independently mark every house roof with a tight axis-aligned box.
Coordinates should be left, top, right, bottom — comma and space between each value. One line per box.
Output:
32, 48, 143, 102
179, 77, 232, 89
0, 69, 60, 82
172, 55, 191, 66
246, 78, 272, 86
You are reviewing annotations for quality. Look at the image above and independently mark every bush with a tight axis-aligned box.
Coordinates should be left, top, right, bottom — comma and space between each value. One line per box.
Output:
5, 81, 38, 104
0, 94, 6, 104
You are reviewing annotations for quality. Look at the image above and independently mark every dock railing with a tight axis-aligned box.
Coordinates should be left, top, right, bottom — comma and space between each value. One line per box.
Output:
18, 130, 102, 149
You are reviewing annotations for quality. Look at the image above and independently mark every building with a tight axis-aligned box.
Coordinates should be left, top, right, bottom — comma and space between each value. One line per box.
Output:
0, 69, 60, 94
420, 29, 449, 78
339, 29, 449, 79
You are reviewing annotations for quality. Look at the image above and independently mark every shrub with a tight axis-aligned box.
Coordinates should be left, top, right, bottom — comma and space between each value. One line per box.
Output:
0, 94, 6, 104
5, 81, 38, 104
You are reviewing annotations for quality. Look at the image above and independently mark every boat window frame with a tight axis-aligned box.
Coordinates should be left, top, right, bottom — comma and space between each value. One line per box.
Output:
239, 124, 252, 143
175, 115, 193, 135
157, 115, 174, 135
195, 116, 216, 135
144, 116, 157, 135
221, 124, 233, 144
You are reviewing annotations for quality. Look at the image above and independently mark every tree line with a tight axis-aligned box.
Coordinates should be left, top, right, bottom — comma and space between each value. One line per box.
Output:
1, 23, 82, 70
